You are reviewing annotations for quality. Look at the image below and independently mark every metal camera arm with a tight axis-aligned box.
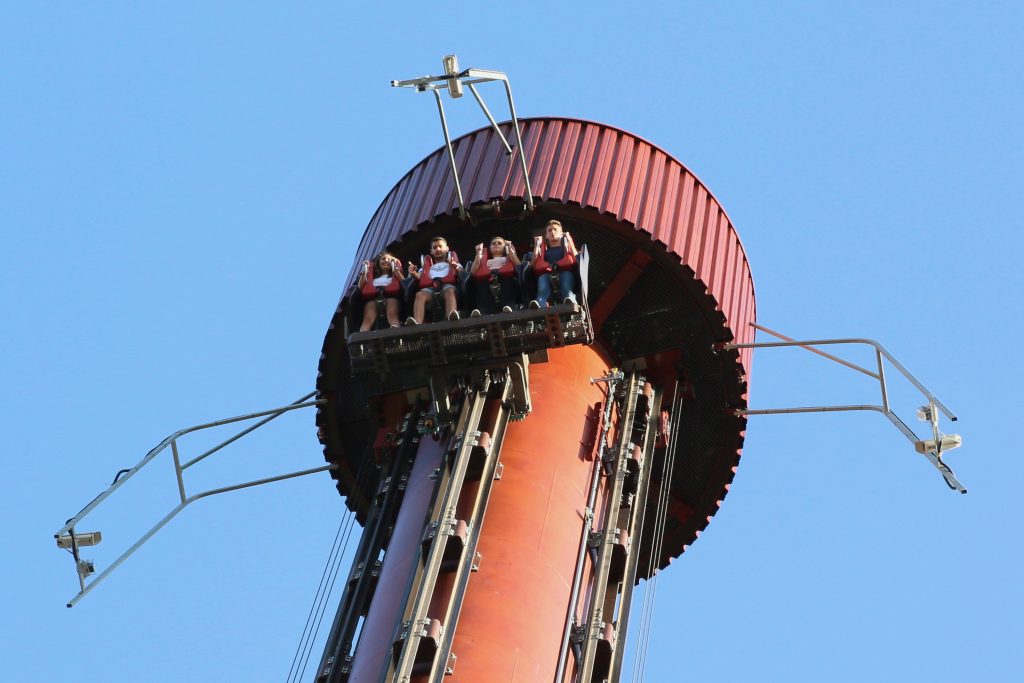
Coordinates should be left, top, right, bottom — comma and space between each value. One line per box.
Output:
724, 323, 966, 493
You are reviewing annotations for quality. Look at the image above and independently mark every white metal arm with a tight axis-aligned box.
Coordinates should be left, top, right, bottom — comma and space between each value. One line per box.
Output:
55, 392, 332, 607
724, 323, 966, 493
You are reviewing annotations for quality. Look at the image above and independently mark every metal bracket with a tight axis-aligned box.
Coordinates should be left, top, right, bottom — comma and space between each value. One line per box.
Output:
392, 55, 535, 221
54, 392, 331, 607
449, 430, 481, 456
724, 322, 966, 493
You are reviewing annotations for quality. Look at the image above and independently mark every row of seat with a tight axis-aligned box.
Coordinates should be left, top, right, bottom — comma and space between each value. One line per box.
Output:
353, 250, 583, 331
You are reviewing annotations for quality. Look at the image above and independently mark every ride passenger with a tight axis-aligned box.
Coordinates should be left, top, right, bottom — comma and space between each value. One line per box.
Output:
468, 236, 522, 316
357, 252, 405, 331
406, 236, 462, 325
530, 220, 579, 307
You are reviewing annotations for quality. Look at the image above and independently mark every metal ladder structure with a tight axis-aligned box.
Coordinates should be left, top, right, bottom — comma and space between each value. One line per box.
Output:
314, 407, 425, 682
554, 371, 663, 683
387, 370, 512, 683
317, 364, 517, 682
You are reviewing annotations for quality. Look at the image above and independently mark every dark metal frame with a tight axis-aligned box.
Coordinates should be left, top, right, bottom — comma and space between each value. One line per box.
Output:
573, 372, 646, 682
315, 407, 423, 682
385, 375, 505, 682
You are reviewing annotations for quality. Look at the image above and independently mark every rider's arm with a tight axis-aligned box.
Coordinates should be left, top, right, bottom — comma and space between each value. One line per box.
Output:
469, 244, 484, 275
507, 242, 521, 266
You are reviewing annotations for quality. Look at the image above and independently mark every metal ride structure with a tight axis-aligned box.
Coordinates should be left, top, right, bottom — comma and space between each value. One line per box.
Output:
312, 57, 965, 682
54, 56, 966, 682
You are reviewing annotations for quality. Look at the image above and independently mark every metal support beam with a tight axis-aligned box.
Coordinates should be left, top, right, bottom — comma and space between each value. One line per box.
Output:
54, 392, 328, 606
427, 380, 513, 683
388, 387, 489, 682
588, 249, 652, 332
555, 371, 621, 683
392, 57, 536, 220
607, 386, 663, 683
575, 372, 645, 682
315, 408, 422, 683
723, 325, 965, 493
431, 89, 468, 222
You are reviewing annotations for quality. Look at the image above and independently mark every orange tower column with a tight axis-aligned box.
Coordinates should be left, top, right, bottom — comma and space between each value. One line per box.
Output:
446, 345, 610, 681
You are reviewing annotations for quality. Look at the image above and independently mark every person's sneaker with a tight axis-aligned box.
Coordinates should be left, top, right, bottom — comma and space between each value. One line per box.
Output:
501, 305, 513, 313
528, 300, 541, 310
447, 310, 460, 321
405, 316, 417, 326
470, 309, 481, 317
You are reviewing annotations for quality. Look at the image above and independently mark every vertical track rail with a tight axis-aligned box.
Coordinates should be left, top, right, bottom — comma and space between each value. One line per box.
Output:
387, 382, 491, 682
315, 408, 423, 683
426, 378, 513, 682
574, 373, 654, 683
606, 385, 662, 683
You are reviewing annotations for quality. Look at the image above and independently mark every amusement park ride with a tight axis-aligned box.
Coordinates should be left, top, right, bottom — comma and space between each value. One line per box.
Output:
54, 57, 965, 682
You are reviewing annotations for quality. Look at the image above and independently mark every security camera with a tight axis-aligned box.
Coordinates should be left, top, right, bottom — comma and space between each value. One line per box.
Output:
916, 405, 934, 422
915, 434, 962, 454
56, 531, 102, 549
442, 55, 463, 98
76, 559, 96, 579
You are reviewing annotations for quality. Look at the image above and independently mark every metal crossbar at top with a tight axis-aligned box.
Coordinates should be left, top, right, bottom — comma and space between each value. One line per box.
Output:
391, 55, 535, 221
54, 392, 331, 607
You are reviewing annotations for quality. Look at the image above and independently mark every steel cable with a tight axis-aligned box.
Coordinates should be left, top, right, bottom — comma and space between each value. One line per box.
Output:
296, 511, 358, 682
287, 421, 384, 683
632, 381, 683, 683
285, 508, 355, 683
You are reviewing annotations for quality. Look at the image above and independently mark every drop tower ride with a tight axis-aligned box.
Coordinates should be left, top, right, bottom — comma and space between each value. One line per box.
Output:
54, 57, 966, 683
313, 58, 755, 683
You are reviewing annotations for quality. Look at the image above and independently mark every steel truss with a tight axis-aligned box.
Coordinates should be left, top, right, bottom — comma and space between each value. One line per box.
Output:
724, 322, 966, 493
386, 370, 513, 683
315, 407, 425, 682
54, 392, 329, 607
554, 371, 663, 683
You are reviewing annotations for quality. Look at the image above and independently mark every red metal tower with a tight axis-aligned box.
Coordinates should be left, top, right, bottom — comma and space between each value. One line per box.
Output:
314, 111, 755, 682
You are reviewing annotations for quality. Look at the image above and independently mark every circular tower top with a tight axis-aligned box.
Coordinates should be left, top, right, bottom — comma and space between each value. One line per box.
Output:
318, 116, 755, 569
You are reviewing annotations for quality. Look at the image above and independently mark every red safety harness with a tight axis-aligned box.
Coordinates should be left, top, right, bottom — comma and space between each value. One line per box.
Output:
472, 252, 516, 281
532, 238, 576, 274
418, 251, 460, 289
360, 263, 402, 299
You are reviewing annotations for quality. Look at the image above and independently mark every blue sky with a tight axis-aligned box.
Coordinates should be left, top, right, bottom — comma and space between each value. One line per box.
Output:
5, 2, 1021, 681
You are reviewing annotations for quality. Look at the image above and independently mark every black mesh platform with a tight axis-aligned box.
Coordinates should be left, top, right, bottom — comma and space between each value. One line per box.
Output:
346, 303, 593, 376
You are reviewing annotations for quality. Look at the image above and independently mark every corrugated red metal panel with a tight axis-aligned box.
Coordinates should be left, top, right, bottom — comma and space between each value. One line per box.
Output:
347, 117, 756, 354
321, 116, 761, 581
319, 116, 758, 603
348, 116, 759, 377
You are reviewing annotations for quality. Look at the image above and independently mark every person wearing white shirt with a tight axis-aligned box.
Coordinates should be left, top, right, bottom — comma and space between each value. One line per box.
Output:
357, 252, 405, 331
468, 236, 522, 315
406, 236, 463, 324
